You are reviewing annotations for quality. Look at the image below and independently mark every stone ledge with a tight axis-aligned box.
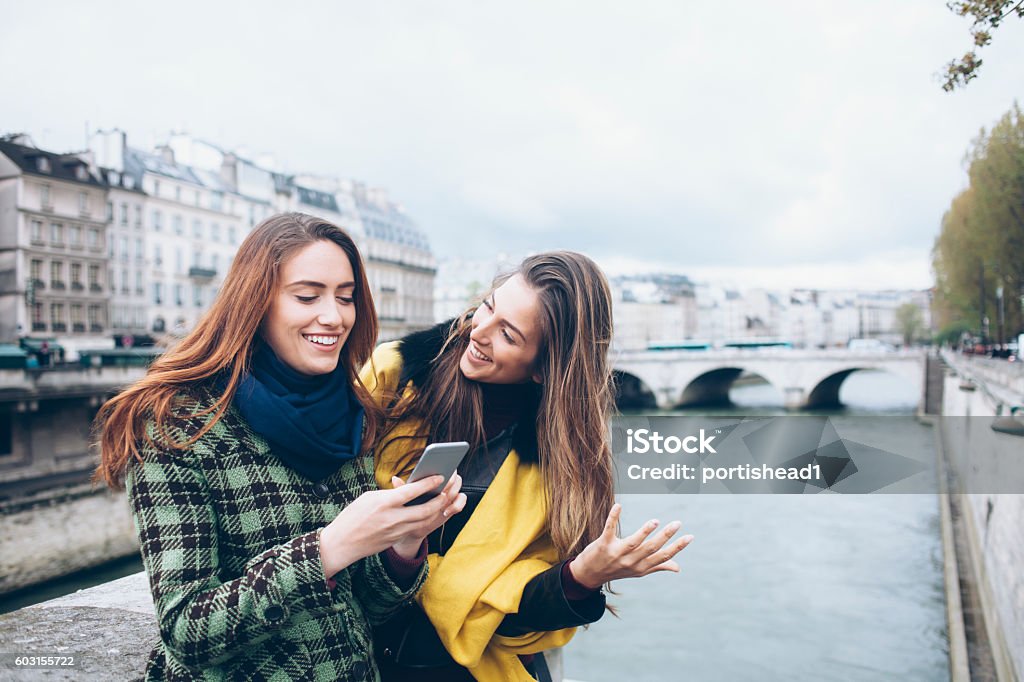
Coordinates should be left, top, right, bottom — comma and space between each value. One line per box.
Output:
0, 572, 156, 681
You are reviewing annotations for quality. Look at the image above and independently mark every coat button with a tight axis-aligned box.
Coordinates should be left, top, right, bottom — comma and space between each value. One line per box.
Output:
382, 648, 392, 659
313, 482, 331, 499
263, 604, 285, 622
351, 661, 368, 678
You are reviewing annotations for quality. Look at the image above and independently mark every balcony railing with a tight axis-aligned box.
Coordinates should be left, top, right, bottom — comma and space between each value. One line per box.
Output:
71, 282, 84, 291
32, 322, 46, 332
188, 266, 217, 280
52, 322, 67, 332
73, 323, 86, 332
51, 281, 66, 290
89, 283, 102, 292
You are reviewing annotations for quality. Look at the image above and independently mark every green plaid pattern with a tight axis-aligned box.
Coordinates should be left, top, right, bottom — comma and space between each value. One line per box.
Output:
126, 389, 424, 681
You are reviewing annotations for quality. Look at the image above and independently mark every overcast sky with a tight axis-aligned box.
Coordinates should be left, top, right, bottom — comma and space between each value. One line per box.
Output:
3, 1, 1023, 289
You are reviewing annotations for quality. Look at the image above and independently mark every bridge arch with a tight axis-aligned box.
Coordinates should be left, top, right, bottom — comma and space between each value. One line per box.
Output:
613, 370, 658, 409
805, 369, 858, 408
805, 364, 921, 410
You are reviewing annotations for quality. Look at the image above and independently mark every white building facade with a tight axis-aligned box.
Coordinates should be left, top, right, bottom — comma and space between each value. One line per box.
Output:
0, 135, 111, 354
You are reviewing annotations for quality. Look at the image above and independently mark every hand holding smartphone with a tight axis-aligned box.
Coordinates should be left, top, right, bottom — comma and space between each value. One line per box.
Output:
402, 441, 470, 506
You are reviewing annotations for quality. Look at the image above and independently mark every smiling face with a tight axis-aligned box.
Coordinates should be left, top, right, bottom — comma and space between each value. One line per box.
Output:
459, 274, 544, 384
260, 240, 356, 376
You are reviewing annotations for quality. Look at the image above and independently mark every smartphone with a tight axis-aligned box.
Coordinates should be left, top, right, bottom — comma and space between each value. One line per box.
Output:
402, 441, 470, 506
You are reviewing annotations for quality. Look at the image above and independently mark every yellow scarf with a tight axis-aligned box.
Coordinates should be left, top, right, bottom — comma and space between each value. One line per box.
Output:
362, 343, 575, 681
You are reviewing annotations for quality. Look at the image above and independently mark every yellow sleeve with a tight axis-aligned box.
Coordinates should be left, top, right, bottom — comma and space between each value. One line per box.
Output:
359, 341, 427, 489
359, 341, 404, 409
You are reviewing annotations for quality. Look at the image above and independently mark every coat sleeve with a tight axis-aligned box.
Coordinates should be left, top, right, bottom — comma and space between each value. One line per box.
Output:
495, 561, 606, 637
347, 454, 428, 626
127, 436, 351, 669
350, 551, 427, 627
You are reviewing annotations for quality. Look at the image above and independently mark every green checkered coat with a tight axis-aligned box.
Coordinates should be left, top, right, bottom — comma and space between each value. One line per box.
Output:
126, 387, 425, 681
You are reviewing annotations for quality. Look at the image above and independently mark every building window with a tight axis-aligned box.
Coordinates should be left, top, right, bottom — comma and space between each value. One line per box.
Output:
71, 304, 84, 332
210, 223, 220, 242
119, 236, 129, 262
212, 253, 219, 272
175, 186, 181, 202
32, 302, 44, 331
154, 243, 163, 267
71, 262, 82, 290
135, 270, 144, 294
87, 228, 100, 248
134, 204, 142, 228
153, 282, 163, 305
174, 284, 184, 307
193, 284, 203, 308
30, 259, 42, 283
49, 222, 64, 245
50, 302, 65, 331
88, 304, 103, 332
173, 215, 183, 235
135, 238, 143, 261
153, 180, 160, 197
211, 192, 223, 211
194, 190, 200, 206
40, 184, 51, 209
122, 268, 130, 294
152, 209, 162, 231
175, 248, 183, 274
50, 261, 64, 288
88, 264, 101, 291
192, 250, 201, 267
106, 201, 114, 221
69, 225, 82, 247
120, 203, 128, 226
192, 219, 202, 238
80, 192, 89, 215
228, 226, 237, 244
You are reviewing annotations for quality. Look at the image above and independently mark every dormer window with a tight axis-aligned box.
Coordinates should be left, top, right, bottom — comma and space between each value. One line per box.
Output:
36, 157, 51, 173
75, 165, 89, 181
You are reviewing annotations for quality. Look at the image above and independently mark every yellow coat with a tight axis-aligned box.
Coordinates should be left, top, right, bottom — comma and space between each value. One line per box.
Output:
361, 341, 576, 682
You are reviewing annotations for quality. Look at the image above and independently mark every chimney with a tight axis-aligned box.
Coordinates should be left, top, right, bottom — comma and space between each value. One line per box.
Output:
220, 152, 238, 190
88, 129, 126, 172
157, 145, 175, 165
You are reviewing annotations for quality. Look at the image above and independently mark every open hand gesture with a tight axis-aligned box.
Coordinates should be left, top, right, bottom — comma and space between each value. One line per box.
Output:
568, 503, 694, 590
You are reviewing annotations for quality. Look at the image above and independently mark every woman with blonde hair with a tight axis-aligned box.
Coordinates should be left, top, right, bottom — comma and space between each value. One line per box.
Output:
365, 251, 693, 681
95, 212, 464, 681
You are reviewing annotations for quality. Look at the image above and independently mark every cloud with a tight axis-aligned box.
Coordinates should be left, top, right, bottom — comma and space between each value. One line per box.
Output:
2, 0, 1023, 288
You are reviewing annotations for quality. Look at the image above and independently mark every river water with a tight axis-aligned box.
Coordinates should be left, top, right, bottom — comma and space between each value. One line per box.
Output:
563, 371, 949, 681
2, 371, 949, 682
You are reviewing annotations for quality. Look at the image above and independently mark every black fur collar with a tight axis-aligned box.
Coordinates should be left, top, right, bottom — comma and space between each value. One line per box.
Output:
396, 320, 454, 389
394, 320, 540, 462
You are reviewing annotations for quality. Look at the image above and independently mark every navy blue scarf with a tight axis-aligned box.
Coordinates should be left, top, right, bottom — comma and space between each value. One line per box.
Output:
234, 343, 364, 481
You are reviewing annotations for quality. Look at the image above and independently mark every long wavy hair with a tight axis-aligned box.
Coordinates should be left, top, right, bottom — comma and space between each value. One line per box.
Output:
94, 212, 382, 489
394, 251, 616, 560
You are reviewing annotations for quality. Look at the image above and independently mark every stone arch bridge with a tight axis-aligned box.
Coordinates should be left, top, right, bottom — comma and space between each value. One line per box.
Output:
613, 349, 926, 410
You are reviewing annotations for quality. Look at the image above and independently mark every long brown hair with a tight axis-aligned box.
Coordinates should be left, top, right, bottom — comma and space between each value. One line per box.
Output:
94, 212, 382, 489
395, 251, 616, 559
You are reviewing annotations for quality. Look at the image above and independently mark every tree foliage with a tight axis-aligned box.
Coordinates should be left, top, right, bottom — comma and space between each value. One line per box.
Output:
895, 303, 925, 346
932, 104, 1024, 342
941, 0, 1024, 91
